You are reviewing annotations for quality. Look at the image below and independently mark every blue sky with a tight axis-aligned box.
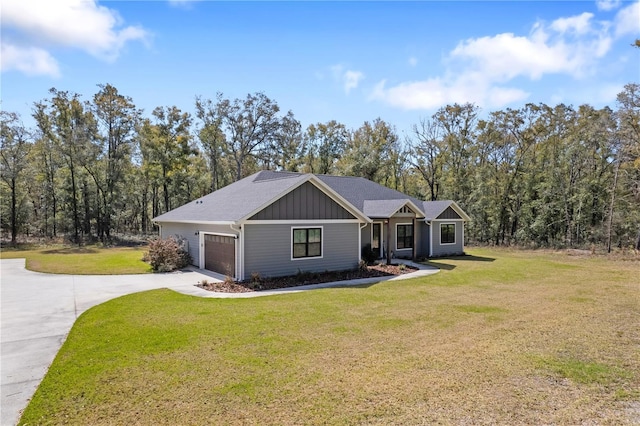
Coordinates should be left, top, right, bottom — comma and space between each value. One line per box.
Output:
2, 0, 639, 135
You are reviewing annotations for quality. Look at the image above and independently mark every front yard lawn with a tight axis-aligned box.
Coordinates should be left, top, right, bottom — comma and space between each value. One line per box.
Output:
0, 244, 150, 274
19, 249, 640, 425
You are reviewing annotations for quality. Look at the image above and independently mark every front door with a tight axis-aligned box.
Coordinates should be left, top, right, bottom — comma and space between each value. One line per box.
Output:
372, 223, 382, 258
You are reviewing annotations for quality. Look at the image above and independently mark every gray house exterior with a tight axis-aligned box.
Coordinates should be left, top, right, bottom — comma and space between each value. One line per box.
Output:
153, 171, 470, 280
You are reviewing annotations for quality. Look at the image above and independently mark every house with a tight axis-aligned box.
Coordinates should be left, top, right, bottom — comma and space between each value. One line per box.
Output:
153, 170, 470, 280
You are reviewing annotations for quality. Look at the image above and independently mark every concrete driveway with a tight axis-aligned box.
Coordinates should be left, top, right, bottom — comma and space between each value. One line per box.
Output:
1, 258, 437, 425
0, 259, 220, 426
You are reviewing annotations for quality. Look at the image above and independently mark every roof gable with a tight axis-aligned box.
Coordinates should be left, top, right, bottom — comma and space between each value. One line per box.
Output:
153, 170, 470, 224
422, 200, 471, 221
363, 199, 425, 219
250, 181, 356, 220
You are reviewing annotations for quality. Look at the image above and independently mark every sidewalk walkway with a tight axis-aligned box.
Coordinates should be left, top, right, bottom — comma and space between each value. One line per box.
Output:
0, 258, 437, 425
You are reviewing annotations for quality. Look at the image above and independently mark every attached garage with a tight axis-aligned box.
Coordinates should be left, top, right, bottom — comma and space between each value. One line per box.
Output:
203, 233, 236, 278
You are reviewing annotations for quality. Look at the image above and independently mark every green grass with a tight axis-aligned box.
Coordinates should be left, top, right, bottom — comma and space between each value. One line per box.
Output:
19, 248, 640, 425
0, 244, 151, 274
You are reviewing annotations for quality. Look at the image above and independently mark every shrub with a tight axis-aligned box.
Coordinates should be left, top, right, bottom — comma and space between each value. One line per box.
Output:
358, 260, 369, 272
144, 236, 192, 272
361, 243, 377, 265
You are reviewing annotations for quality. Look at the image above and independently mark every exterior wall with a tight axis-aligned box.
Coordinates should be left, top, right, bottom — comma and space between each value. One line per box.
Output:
417, 221, 430, 258
250, 182, 355, 220
243, 222, 359, 278
159, 222, 238, 267
430, 220, 465, 257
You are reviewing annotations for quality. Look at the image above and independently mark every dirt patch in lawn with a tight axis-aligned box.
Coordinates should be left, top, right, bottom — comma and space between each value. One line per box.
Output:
196, 263, 418, 293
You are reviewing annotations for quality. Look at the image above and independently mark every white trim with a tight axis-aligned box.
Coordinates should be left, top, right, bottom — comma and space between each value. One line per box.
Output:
244, 219, 361, 225
429, 222, 433, 257
395, 222, 414, 252
439, 222, 457, 245
359, 223, 367, 262
240, 226, 245, 281
291, 226, 324, 261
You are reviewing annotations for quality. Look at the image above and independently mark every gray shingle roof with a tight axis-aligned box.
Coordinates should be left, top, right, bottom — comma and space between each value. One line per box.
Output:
153, 170, 467, 223
153, 171, 308, 223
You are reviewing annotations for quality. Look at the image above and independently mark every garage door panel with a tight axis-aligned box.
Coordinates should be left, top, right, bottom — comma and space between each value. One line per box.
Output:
204, 234, 235, 277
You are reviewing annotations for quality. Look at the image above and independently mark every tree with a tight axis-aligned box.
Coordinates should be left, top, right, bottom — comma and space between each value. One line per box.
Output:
215, 92, 281, 180
0, 112, 32, 245
89, 83, 140, 240
139, 106, 195, 214
410, 118, 444, 201
302, 120, 349, 174
433, 103, 479, 203
271, 111, 303, 172
34, 89, 98, 243
611, 83, 640, 250
338, 118, 397, 183
195, 96, 231, 191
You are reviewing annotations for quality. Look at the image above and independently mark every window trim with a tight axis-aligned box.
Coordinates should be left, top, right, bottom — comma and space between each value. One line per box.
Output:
291, 226, 324, 261
395, 222, 414, 251
440, 223, 456, 245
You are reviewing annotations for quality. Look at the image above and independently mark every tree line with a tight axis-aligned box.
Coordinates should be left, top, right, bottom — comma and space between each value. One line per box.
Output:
1, 83, 639, 250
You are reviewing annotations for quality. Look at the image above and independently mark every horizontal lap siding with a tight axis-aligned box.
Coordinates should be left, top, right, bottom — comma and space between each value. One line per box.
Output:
244, 223, 359, 278
430, 220, 464, 257
160, 223, 238, 267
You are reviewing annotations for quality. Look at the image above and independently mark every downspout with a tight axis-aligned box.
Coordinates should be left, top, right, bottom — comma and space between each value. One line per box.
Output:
359, 222, 368, 262
425, 220, 432, 258
230, 223, 242, 281
412, 217, 417, 261
386, 219, 391, 265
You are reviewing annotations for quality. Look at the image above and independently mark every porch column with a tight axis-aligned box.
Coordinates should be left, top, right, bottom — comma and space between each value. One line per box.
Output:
412, 217, 417, 261
386, 219, 391, 265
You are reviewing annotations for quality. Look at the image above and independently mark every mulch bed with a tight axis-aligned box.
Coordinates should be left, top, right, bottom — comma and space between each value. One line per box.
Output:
196, 263, 418, 293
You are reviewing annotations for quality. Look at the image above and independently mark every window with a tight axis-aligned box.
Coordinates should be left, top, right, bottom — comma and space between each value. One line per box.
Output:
292, 228, 322, 259
396, 224, 413, 249
441, 223, 455, 244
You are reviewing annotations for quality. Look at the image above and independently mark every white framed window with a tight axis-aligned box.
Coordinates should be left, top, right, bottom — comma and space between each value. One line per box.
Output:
440, 223, 456, 245
291, 226, 323, 260
396, 223, 413, 250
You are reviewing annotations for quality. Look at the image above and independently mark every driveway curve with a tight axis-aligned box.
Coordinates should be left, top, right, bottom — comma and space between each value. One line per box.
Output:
1, 258, 437, 425
0, 259, 218, 426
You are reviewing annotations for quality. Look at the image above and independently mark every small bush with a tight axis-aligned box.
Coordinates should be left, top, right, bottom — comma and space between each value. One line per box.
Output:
250, 272, 262, 290
358, 260, 369, 272
361, 243, 377, 265
144, 236, 192, 272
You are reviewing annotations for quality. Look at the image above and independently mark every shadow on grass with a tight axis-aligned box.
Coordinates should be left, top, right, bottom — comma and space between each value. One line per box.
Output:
422, 254, 496, 271
41, 247, 99, 255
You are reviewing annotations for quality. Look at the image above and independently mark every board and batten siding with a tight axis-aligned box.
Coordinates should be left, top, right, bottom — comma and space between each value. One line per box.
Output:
243, 223, 359, 278
430, 220, 464, 257
160, 222, 238, 267
250, 181, 355, 220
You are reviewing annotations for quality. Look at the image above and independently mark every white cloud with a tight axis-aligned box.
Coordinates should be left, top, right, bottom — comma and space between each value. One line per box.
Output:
343, 70, 364, 94
370, 75, 529, 110
371, 10, 619, 111
614, 1, 640, 37
331, 65, 365, 94
596, 0, 621, 11
0, 42, 60, 77
1, 0, 149, 76
550, 12, 594, 35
